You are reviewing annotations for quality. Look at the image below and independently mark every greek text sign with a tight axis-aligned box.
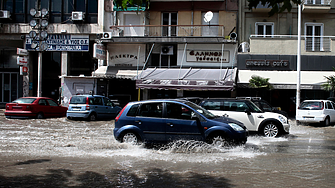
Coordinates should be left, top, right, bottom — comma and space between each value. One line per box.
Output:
93, 43, 106, 60
246, 59, 289, 68
187, 50, 229, 63
25, 34, 89, 51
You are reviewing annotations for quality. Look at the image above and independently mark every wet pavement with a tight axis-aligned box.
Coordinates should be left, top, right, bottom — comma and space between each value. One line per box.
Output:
1, 112, 335, 187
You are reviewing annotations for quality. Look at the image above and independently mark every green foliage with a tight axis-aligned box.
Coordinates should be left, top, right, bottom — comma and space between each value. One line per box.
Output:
247, 0, 302, 16
322, 67, 335, 97
114, 0, 148, 10
249, 75, 274, 90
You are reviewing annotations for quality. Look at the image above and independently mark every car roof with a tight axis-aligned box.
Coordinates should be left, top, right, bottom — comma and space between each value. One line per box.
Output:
201, 98, 248, 102
72, 95, 105, 97
128, 99, 189, 105
302, 100, 332, 102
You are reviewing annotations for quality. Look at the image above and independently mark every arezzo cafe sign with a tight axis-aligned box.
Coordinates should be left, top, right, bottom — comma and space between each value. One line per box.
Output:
187, 50, 229, 63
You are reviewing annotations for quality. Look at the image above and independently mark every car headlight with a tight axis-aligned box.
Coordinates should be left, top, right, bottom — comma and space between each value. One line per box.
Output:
278, 115, 287, 124
228, 123, 245, 131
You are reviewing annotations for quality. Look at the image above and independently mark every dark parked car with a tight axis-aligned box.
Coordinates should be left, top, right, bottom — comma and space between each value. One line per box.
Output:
236, 97, 289, 117
114, 99, 248, 147
67, 95, 122, 121
5, 97, 68, 119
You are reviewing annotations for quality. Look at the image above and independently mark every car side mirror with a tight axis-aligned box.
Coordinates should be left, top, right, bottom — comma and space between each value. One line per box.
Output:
244, 109, 251, 115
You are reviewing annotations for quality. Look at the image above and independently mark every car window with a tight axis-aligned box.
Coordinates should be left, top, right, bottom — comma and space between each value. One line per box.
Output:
202, 101, 222, 110
138, 102, 163, 118
299, 101, 323, 110
326, 102, 333, 109
70, 96, 87, 104
260, 101, 272, 111
104, 97, 113, 106
127, 104, 140, 117
13, 98, 36, 104
93, 97, 103, 105
38, 99, 48, 106
225, 101, 249, 112
167, 102, 193, 120
47, 99, 58, 106
332, 102, 335, 109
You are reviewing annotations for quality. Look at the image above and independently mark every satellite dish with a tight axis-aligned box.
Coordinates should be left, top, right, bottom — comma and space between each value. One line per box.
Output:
204, 11, 213, 23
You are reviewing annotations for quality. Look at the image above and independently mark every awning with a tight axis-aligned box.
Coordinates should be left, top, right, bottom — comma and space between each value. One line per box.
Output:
92, 66, 142, 79
136, 68, 236, 91
238, 70, 334, 89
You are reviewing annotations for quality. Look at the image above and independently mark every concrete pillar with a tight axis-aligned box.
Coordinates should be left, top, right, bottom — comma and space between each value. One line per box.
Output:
60, 52, 68, 106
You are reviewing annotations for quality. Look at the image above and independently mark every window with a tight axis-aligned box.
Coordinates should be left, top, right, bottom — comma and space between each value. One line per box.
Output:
162, 12, 177, 36
139, 103, 163, 118
255, 22, 274, 37
305, 23, 323, 51
127, 104, 140, 117
2, 0, 98, 23
47, 99, 59, 106
226, 101, 249, 112
201, 12, 219, 36
166, 103, 193, 120
304, 0, 328, 5
93, 97, 103, 105
39, 99, 48, 105
326, 102, 333, 109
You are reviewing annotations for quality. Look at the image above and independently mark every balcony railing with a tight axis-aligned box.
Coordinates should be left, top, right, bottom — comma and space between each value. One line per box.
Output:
250, 35, 332, 52
304, 0, 332, 5
110, 25, 225, 37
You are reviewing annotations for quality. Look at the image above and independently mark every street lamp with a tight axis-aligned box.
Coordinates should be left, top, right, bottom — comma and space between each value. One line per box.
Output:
29, 8, 49, 97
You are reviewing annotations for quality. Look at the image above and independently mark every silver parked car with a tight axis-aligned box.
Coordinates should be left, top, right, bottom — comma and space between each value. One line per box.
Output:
296, 100, 335, 126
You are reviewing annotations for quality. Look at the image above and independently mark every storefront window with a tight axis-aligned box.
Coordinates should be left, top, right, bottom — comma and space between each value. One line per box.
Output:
76, 0, 86, 11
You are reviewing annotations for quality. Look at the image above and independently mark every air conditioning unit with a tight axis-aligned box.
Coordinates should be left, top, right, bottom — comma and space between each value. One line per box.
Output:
0, 10, 11, 18
161, 46, 174, 55
72, 11, 84, 21
101, 32, 112, 39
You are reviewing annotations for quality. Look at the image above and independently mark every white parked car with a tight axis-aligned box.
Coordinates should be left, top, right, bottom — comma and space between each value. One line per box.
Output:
296, 100, 335, 126
199, 98, 290, 137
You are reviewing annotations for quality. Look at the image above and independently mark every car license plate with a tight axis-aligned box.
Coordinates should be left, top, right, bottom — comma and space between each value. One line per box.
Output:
72, 108, 81, 111
303, 116, 314, 119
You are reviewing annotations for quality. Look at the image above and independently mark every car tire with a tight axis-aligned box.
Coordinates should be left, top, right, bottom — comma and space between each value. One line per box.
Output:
262, 122, 280, 137
88, 113, 97, 121
323, 117, 330, 126
208, 135, 230, 147
121, 132, 140, 145
36, 112, 44, 119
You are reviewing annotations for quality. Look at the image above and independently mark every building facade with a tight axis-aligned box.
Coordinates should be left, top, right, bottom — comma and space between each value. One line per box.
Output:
238, 0, 335, 116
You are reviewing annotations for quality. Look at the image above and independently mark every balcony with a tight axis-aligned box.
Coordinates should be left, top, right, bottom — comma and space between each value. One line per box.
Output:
302, 0, 332, 13
249, 35, 334, 55
108, 25, 232, 43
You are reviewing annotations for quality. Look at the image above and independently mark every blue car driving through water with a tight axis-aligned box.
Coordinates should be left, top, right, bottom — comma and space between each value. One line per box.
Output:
113, 99, 248, 147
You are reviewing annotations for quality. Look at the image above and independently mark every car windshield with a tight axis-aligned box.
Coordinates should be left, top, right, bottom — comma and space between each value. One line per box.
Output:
12, 98, 36, 104
70, 96, 87, 104
184, 101, 217, 119
247, 101, 263, 112
299, 101, 323, 110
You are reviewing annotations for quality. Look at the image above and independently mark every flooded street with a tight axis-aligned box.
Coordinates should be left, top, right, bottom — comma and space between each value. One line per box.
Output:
1, 114, 335, 187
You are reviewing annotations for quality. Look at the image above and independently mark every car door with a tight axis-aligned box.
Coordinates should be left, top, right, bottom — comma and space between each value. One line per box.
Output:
103, 97, 119, 118
92, 97, 105, 118
37, 99, 51, 117
134, 102, 166, 142
326, 101, 335, 123
165, 102, 203, 141
46, 99, 64, 117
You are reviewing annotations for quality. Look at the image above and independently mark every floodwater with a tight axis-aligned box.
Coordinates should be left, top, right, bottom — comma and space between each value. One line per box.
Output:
1, 115, 335, 187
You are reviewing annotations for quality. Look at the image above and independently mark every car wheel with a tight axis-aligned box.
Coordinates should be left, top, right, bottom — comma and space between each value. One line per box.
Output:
121, 132, 140, 145
323, 117, 330, 126
36, 112, 44, 119
88, 113, 97, 121
209, 135, 230, 147
262, 122, 280, 137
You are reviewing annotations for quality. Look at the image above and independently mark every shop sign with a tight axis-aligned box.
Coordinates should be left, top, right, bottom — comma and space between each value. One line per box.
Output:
20, 66, 28, 75
17, 56, 28, 65
246, 59, 289, 68
93, 43, 106, 60
25, 34, 89, 52
110, 54, 138, 60
186, 50, 229, 63
17, 48, 28, 56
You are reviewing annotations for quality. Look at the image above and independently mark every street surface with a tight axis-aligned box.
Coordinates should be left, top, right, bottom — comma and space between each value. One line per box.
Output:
1, 112, 335, 187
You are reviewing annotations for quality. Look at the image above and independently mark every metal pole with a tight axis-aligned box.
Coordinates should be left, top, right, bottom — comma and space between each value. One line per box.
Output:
37, 51, 42, 97
296, 4, 302, 111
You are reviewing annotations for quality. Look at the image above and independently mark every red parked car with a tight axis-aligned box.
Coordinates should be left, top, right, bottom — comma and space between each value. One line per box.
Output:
5, 97, 68, 119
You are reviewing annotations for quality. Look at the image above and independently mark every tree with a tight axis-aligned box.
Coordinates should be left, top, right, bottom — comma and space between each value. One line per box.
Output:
249, 75, 273, 96
247, 0, 302, 16
114, 0, 148, 10
322, 67, 335, 97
